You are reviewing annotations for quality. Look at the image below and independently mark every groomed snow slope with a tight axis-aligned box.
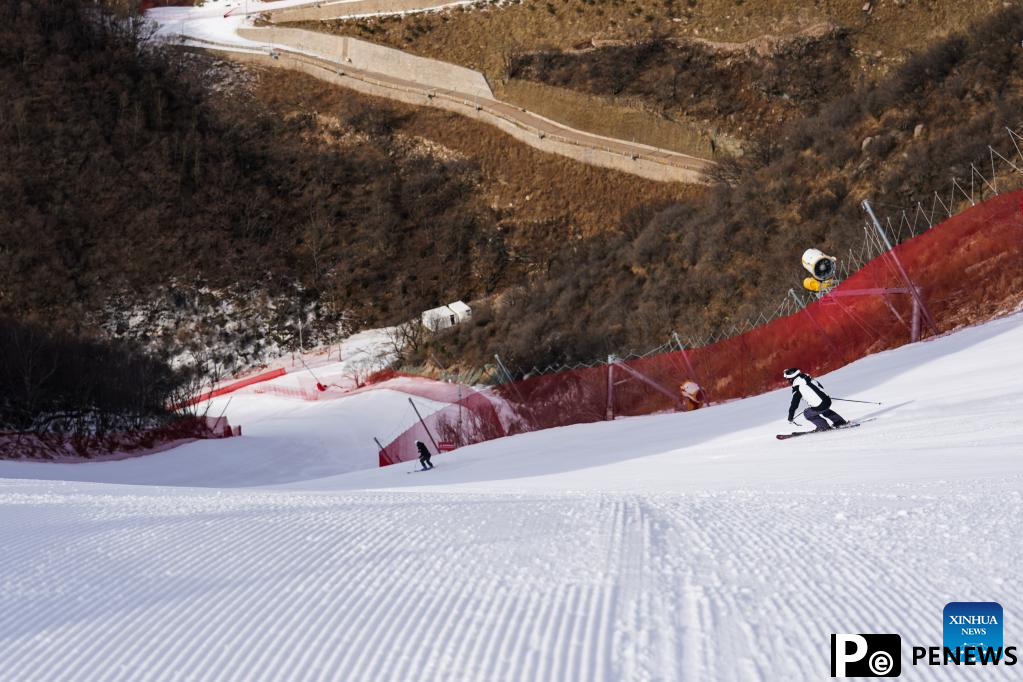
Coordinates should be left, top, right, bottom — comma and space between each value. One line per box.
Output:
0, 388, 445, 487
2, 313, 1022, 681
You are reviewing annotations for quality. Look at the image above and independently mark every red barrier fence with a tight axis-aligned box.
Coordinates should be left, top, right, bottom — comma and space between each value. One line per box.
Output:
0, 415, 238, 461
184, 367, 287, 406
380, 190, 1023, 466
378, 386, 506, 466
254, 372, 482, 408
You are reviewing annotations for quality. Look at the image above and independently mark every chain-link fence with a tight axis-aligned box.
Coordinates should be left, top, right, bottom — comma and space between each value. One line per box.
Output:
379, 130, 1023, 466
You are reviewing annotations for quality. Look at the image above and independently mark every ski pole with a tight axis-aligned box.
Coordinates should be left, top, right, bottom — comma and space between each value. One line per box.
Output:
832, 397, 882, 405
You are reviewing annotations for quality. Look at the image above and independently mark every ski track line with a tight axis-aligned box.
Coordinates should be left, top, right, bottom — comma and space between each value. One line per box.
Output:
490, 586, 540, 682
269, 544, 351, 678
304, 501, 447, 680
0, 501, 87, 651
210, 493, 440, 680
134, 506, 303, 677
2, 479, 1020, 681
497, 582, 546, 682
645, 483, 1021, 682
607, 495, 678, 682
660, 493, 900, 681
363, 549, 446, 679
412, 560, 487, 681
774, 488, 1004, 682
185, 511, 313, 679
442, 572, 501, 680
475, 580, 523, 681
90, 500, 314, 681
395, 546, 484, 679
3, 495, 144, 680
304, 501, 417, 680
245, 511, 348, 681
8, 495, 210, 681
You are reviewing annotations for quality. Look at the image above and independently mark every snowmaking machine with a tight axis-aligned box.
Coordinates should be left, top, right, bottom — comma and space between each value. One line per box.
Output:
801, 248, 837, 294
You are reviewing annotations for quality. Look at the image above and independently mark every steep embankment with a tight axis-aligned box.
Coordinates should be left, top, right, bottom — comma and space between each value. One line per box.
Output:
411, 5, 1023, 371
151, 0, 715, 182
2, 0, 691, 373
298, 0, 1007, 149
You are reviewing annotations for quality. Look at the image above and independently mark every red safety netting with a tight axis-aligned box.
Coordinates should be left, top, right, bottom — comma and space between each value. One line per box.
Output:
377, 388, 507, 467
182, 367, 287, 407
380, 190, 1023, 466
0, 415, 238, 461
253, 373, 476, 406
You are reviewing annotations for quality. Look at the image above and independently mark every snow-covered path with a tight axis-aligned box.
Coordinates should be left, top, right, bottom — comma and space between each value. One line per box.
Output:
2, 313, 1022, 680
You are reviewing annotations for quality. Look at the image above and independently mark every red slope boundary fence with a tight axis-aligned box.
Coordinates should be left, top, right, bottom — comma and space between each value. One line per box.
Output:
0, 415, 238, 461
180, 367, 287, 407
379, 189, 1023, 466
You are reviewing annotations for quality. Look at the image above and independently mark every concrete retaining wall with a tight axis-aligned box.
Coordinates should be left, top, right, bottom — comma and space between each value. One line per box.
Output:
238, 27, 493, 99
268, 0, 461, 23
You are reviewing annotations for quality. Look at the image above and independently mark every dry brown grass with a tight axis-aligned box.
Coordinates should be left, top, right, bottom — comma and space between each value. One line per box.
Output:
253, 64, 696, 236
496, 78, 742, 157
295, 0, 1006, 81
287, 0, 1003, 153
398, 3, 1023, 369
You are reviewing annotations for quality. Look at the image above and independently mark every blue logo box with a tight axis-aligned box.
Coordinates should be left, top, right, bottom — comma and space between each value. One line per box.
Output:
943, 602, 1003, 662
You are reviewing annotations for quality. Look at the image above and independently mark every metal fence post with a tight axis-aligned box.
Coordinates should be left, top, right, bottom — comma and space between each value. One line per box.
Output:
862, 200, 938, 336
605, 355, 615, 421
911, 296, 921, 343
408, 397, 440, 453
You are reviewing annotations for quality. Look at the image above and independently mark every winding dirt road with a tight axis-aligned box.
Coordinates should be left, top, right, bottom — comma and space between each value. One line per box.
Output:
158, 1, 714, 183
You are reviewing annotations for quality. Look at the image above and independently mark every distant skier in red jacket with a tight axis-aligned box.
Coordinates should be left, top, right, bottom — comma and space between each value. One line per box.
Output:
784, 367, 848, 431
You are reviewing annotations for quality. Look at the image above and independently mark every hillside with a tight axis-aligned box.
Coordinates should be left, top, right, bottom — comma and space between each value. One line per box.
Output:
4, 3, 1022, 677
0, 0, 685, 375
296, 0, 1008, 150
411, 4, 1023, 372
306, 0, 1007, 81
6, 0, 1023, 386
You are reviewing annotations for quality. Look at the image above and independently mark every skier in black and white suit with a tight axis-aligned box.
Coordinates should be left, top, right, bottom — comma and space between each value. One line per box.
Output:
783, 367, 848, 431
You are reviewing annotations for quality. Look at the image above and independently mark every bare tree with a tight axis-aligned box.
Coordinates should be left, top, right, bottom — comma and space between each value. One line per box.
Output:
387, 320, 427, 365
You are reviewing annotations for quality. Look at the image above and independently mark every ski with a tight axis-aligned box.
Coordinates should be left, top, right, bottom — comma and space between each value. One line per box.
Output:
776, 421, 864, 440
407, 468, 434, 474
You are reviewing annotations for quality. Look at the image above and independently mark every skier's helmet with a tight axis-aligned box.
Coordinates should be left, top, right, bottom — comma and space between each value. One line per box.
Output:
782, 368, 801, 381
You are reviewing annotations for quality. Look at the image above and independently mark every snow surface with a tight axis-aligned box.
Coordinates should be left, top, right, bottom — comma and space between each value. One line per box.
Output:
0, 327, 424, 487
148, 1, 337, 49
265, 326, 398, 392
2, 314, 1022, 680
147, 0, 476, 50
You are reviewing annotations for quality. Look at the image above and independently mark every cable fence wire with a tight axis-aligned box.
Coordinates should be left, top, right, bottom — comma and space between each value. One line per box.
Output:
380, 185, 1023, 466
375, 124, 1023, 466
467, 126, 1023, 384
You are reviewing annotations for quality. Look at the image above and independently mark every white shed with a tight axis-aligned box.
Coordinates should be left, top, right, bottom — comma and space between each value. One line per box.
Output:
421, 300, 472, 331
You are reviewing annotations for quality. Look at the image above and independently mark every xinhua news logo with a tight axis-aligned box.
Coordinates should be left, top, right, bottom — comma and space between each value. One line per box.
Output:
830, 634, 901, 677
831, 602, 1018, 677
943, 602, 1003, 663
